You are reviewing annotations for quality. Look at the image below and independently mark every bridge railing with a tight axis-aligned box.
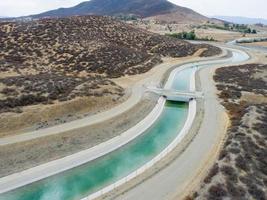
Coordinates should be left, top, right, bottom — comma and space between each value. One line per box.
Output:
145, 87, 203, 102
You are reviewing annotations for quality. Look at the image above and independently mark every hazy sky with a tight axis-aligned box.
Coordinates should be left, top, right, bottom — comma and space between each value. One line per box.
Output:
170, 0, 267, 19
0, 0, 267, 18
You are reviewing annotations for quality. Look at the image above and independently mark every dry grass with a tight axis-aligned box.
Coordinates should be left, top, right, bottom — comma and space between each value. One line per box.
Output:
0, 96, 157, 177
0, 95, 125, 137
242, 41, 267, 47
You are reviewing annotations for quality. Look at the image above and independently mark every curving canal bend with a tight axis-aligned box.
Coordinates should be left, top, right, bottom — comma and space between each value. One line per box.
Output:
0, 47, 249, 200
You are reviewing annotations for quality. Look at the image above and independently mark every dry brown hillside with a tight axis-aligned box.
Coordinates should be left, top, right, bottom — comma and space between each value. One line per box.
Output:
31, 0, 212, 24
0, 15, 221, 113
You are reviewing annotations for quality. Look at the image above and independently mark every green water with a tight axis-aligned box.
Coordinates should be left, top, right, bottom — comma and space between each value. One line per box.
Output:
0, 68, 192, 200
0, 102, 188, 200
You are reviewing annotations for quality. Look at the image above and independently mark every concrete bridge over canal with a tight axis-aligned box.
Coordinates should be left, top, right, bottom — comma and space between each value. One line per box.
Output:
146, 87, 204, 102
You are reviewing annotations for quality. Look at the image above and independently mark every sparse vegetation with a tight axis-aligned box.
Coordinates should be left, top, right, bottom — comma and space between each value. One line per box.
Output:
0, 73, 124, 113
115, 14, 139, 21
166, 30, 215, 41
188, 64, 267, 200
0, 15, 221, 113
0, 97, 159, 177
195, 22, 257, 34
166, 31, 196, 40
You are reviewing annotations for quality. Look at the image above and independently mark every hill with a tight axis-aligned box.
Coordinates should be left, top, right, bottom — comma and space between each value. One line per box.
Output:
30, 0, 209, 24
0, 15, 220, 113
0, 15, 222, 177
214, 16, 267, 25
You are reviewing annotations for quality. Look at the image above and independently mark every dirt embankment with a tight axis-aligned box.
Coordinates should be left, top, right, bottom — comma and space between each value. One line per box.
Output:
187, 64, 267, 200
0, 94, 158, 178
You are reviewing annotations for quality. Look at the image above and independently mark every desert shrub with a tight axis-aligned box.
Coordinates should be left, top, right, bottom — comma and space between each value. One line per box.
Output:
184, 196, 194, 200
243, 152, 253, 163
234, 132, 246, 140
221, 165, 238, 183
254, 122, 267, 136
240, 175, 259, 188
192, 192, 199, 198
219, 149, 228, 160
166, 31, 196, 40
218, 90, 231, 99
204, 163, 219, 184
0, 71, 125, 112
230, 126, 238, 132
1, 87, 18, 96
228, 147, 240, 154
207, 184, 227, 200
1, 16, 221, 90
256, 138, 266, 148
263, 178, 267, 187
0, 94, 47, 110
239, 175, 250, 186
216, 84, 225, 91
235, 155, 249, 171
196, 64, 267, 200
248, 183, 266, 200
226, 180, 246, 198
255, 148, 267, 161
245, 136, 261, 157
256, 160, 267, 175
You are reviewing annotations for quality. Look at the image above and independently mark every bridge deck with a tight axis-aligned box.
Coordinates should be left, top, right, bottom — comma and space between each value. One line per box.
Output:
146, 87, 203, 102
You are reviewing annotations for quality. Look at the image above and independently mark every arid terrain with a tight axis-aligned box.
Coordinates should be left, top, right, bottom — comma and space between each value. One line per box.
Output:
0, 15, 224, 178
1, 0, 267, 199
0, 95, 159, 177
242, 41, 267, 47
0, 15, 221, 135
130, 20, 267, 42
187, 64, 267, 200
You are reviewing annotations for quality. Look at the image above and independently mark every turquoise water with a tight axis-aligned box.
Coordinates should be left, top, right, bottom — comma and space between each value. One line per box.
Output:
0, 68, 192, 200
0, 102, 188, 200
171, 67, 195, 90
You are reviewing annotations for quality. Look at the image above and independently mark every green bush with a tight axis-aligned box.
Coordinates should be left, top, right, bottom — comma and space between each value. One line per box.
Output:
166, 31, 195, 40
166, 31, 215, 41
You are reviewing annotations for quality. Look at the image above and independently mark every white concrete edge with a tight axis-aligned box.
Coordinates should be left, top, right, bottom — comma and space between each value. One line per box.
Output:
82, 56, 198, 200
0, 49, 208, 194
0, 87, 143, 146
0, 47, 229, 194
0, 47, 249, 195
0, 44, 228, 146
82, 101, 196, 200
0, 97, 166, 194
0, 48, 223, 194
81, 47, 250, 200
